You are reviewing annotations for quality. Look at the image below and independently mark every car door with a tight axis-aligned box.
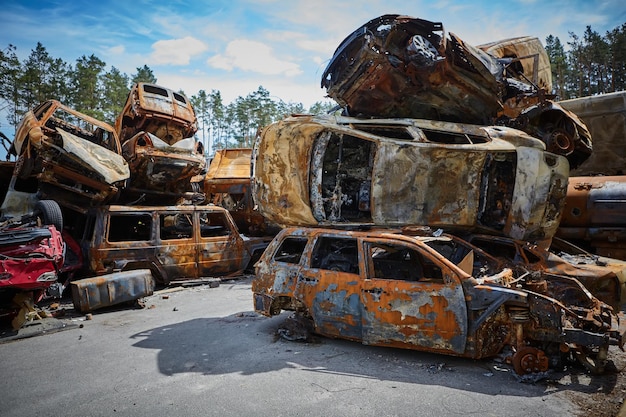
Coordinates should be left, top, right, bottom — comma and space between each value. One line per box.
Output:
196, 209, 247, 277
360, 238, 468, 355
294, 234, 363, 341
157, 210, 198, 280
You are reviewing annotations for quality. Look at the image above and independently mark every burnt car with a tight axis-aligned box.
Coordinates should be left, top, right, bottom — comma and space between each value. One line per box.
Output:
554, 93, 626, 260
253, 227, 625, 374
4, 100, 129, 215
457, 233, 626, 312
0, 223, 64, 325
321, 14, 592, 168
559, 91, 626, 177
120, 132, 206, 205
205, 148, 277, 235
252, 114, 569, 242
114, 83, 205, 203
115, 83, 198, 145
79, 205, 268, 285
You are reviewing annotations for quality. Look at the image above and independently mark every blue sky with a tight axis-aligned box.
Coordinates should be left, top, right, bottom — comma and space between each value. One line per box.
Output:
1, 0, 625, 134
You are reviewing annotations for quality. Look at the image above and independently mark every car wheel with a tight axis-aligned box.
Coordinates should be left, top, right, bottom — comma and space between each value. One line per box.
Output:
34, 200, 63, 231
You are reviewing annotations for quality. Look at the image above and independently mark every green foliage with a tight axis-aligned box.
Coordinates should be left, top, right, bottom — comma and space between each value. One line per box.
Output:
132, 65, 157, 84
547, 22, 626, 99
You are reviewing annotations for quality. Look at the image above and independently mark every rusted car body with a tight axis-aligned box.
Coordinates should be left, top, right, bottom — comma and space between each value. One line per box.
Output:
120, 132, 206, 205
115, 83, 198, 145
557, 176, 626, 260
457, 233, 626, 312
253, 114, 569, 242
79, 205, 268, 285
321, 14, 592, 168
253, 227, 624, 374
205, 148, 275, 235
4, 100, 129, 214
559, 91, 626, 176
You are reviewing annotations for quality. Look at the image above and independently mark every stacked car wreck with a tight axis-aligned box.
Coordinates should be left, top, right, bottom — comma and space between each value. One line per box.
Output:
0, 83, 267, 320
251, 14, 626, 375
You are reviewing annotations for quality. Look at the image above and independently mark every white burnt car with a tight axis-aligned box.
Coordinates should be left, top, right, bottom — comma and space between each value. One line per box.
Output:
253, 114, 569, 243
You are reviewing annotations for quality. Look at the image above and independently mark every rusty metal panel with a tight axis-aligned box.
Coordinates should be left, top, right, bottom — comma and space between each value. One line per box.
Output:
70, 269, 154, 313
558, 175, 626, 260
206, 148, 252, 181
560, 91, 626, 176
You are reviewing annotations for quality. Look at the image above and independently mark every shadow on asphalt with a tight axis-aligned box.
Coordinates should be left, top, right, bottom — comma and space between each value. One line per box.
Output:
129, 311, 620, 398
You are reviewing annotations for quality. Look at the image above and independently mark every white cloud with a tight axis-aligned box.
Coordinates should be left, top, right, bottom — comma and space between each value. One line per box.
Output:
149, 36, 208, 65
106, 45, 125, 55
207, 39, 302, 76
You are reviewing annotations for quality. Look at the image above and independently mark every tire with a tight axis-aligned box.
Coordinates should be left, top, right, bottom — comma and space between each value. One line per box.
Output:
34, 200, 63, 231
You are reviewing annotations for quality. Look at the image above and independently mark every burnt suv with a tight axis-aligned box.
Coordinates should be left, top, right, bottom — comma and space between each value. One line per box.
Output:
252, 227, 625, 375
80, 205, 268, 285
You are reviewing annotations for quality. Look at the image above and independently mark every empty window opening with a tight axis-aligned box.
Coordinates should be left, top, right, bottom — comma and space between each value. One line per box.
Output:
311, 236, 359, 274
108, 214, 152, 242
273, 237, 308, 264
143, 84, 169, 97
351, 125, 415, 140
478, 153, 516, 230
319, 133, 375, 222
368, 242, 443, 282
160, 213, 193, 240
421, 129, 489, 144
199, 212, 231, 237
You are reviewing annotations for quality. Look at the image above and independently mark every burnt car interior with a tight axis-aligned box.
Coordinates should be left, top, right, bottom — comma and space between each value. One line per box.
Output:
313, 133, 375, 223
310, 236, 359, 273
107, 214, 152, 242
273, 237, 308, 264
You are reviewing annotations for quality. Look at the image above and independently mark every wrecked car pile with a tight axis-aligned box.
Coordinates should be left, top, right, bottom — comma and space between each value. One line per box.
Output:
321, 14, 592, 169
251, 14, 626, 376
115, 83, 206, 205
0, 83, 268, 323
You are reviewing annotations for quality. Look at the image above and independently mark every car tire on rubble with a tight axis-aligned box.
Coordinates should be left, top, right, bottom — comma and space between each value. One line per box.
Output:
34, 200, 63, 231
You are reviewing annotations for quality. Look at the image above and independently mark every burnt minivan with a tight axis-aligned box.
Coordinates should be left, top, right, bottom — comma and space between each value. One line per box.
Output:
80, 205, 268, 285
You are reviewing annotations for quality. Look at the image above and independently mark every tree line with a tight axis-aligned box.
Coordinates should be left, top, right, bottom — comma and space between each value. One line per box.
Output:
545, 23, 626, 99
0, 42, 335, 155
1, 22, 624, 153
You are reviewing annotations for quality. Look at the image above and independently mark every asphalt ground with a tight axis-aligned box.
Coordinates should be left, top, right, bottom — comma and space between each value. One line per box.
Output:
0, 276, 622, 417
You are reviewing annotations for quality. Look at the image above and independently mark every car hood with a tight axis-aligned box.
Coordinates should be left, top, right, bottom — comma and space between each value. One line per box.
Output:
56, 129, 130, 184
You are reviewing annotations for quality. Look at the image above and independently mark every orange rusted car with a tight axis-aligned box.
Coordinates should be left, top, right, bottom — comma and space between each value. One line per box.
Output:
4, 100, 129, 215
253, 227, 624, 375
